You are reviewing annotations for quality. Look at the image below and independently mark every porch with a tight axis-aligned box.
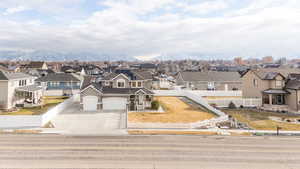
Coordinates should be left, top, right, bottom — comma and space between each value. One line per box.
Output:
15, 85, 43, 107
261, 89, 290, 112
129, 94, 153, 111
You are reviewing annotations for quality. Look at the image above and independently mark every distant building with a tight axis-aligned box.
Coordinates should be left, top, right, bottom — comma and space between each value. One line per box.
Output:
234, 57, 244, 65
262, 56, 274, 64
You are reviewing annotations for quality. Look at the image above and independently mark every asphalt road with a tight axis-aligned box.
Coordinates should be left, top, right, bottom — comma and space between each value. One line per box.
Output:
0, 134, 300, 169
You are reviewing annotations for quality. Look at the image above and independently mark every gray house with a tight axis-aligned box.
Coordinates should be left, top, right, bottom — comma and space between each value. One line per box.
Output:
80, 71, 154, 111
0, 71, 43, 110
176, 71, 242, 90
35, 73, 81, 96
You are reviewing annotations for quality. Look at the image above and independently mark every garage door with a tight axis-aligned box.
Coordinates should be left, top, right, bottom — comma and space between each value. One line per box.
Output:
83, 96, 98, 111
103, 97, 127, 110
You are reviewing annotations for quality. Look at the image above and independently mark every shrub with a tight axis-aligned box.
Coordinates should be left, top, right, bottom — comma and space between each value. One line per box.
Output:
151, 100, 160, 110
228, 102, 237, 109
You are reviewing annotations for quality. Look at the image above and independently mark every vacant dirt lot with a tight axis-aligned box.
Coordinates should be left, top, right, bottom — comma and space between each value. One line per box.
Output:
128, 97, 215, 123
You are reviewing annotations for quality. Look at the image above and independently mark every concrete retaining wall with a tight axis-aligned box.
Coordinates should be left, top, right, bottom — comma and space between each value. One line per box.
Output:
0, 94, 78, 129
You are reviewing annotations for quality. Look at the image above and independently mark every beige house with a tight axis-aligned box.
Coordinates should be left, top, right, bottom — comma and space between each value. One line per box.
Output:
242, 68, 300, 112
176, 71, 242, 90
0, 71, 43, 110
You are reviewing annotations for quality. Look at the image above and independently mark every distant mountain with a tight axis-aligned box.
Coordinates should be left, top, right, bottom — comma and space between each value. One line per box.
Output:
0, 50, 137, 61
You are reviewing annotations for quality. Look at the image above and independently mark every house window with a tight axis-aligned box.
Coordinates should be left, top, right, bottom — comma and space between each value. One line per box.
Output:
105, 81, 109, 86
275, 80, 282, 87
132, 82, 137, 88
117, 79, 125, 88
253, 79, 258, 87
207, 82, 215, 90
137, 82, 142, 87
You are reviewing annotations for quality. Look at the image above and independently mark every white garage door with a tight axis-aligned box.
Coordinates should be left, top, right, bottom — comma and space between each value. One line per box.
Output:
103, 97, 127, 110
83, 96, 98, 111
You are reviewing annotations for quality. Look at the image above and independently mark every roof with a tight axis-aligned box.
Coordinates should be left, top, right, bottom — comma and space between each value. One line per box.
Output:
103, 70, 152, 81
285, 80, 300, 90
179, 71, 241, 82
263, 89, 290, 94
0, 71, 33, 80
27, 61, 46, 69
36, 73, 80, 82
102, 87, 153, 95
251, 68, 300, 79
16, 85, 43, 92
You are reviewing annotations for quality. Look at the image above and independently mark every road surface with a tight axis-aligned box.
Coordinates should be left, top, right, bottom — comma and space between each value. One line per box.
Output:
0, 134, 300, 169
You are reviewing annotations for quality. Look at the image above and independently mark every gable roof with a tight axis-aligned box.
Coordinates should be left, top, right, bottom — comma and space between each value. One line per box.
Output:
27, 61, 46, 69
36, 73, 80, 82
103, 70, 153, 81
0, 71, 33, 80
179, 71, 241, 82
251, 68, 300, 80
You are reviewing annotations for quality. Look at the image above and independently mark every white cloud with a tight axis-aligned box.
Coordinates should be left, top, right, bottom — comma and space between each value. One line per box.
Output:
3, 6, 28, 15
0, 0, 300, 59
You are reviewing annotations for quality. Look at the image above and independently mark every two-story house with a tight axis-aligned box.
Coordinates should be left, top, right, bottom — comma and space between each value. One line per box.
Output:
80, 69, 153, 111
176, 71, 242, 90
0, 71, 43, 110
35, 73, 81, 96
242, 68, 300, 112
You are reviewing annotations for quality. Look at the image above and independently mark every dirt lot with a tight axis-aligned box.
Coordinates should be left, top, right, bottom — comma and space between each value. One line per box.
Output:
128, 97, 215, 123
223, 109, 300, 131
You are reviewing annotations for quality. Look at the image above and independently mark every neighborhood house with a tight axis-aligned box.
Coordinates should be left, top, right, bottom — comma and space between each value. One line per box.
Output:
0, 71, 43, 110
80, 69, 154, 111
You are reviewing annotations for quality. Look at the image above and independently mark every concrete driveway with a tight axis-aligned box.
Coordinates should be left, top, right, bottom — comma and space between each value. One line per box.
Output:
51, 102, 127, 135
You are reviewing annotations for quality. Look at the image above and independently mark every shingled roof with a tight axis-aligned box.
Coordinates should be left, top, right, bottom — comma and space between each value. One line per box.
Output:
178, 71, 241, 82
251, 68, 300, 80
0, 71, 33, 80
36, 73, 80, 82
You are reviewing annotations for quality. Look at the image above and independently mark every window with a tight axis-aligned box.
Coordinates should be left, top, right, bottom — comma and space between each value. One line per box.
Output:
137, 82, 142, 87
207, 82, 215, 90
117, 79, 125, 88
275, 80, 282, 87
132, 82, 137, 88
253, 79, 258, 87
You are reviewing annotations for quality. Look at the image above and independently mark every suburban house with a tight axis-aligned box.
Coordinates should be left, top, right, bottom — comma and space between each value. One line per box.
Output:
0, 71, 43, 110
176, 71, 242, 90
22, 61, 48, 70
242, 68, 300, 112
35, 73, 81, 96
152, 74, 174, 89
80, 70, 154, 111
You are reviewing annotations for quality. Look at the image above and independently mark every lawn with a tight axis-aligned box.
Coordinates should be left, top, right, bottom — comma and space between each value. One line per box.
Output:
223, 109, 300, 131
128, 97, 216, 123
1, 96, 68, 115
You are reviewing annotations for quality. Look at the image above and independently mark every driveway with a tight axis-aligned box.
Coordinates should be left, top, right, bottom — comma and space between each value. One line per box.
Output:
51, 102, 127, 135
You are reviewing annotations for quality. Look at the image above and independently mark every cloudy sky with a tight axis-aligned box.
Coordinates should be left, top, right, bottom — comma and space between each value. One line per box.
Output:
0, 0, 299, 60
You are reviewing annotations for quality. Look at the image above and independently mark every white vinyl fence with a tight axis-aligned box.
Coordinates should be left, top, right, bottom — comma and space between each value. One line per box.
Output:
206, 98, 262, 108
0, 94, 78, 129
153, 90, 242, 97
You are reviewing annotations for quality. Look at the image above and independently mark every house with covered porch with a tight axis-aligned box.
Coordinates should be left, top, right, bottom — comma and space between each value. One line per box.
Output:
0, 71, 43, 110
242, 68, 300, 112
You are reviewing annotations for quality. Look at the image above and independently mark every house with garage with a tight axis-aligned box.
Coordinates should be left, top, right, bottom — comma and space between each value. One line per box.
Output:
80, 70, 154, 111
0, 71, 43, 110
35, 73, 81, 96
176, 71, 242, 90
242, 68, 300, 112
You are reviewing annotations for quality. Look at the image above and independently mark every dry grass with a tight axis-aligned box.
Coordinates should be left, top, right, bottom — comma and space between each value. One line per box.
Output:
0, 130, 41, 134
128, 130, 218, 135
1, 96, 68, 115
224, 109, 300, 131
128, 97, 215, 123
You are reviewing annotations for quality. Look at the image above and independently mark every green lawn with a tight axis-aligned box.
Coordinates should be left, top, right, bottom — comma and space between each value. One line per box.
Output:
223, 109, 300, 131
1, 96, 69, 115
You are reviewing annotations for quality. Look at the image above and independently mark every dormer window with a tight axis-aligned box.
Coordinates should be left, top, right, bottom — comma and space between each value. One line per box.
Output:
275, 80, 282, 87
137, 81, 142, 87
117, 79, 125, 88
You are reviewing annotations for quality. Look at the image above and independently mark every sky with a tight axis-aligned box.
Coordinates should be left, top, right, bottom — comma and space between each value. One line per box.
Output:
0, 0, 300, 60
